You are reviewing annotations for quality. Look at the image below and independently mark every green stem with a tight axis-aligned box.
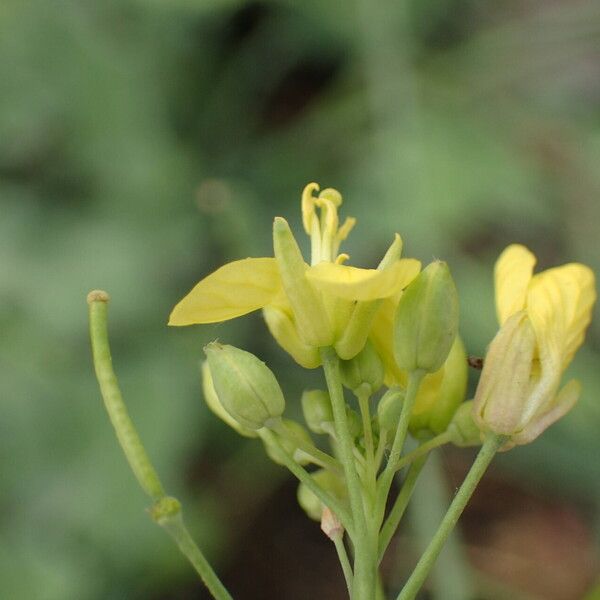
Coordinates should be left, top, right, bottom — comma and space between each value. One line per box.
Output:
258, 429, 354, 536
333, 534, 354, 596
396, 434, 505, 600
374, 429, 388, 472
270, 418, 342, 474
393, 432, 450, 474
320, 347, 376, 600
376, 370, 425, 524
157, 505, 233, 600
378, 455, 428, 562
357, 386, 375, 470
87, 291, 232, 600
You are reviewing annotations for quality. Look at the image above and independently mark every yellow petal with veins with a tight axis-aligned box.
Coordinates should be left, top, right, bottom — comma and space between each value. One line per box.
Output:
307, 258, 421, 301
527, 263, 596, 370
495, 244, 536, 324
169, 258, 281, 325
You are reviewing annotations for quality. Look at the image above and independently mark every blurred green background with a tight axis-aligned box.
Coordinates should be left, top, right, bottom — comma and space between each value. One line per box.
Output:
1, 1, 599, 598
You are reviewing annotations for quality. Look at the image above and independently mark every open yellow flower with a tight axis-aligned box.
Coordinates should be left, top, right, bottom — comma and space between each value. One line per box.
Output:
169, 183, 421, 367
474, 244, 596, 446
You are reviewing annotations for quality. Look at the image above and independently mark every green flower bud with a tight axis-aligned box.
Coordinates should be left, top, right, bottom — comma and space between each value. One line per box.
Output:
377, 386, 405, 432
201, 361, 257, 438
393, 261, 459, 373
301, 389, 334, 434
297, 469, 347, 521
447, 400, 482, 447
273, 217, 333, 347
204, 342, 285, 430
408, 337, 468, 436
262, 419, 312, 466
339, 340, 384, 396
346, 406, 362, 440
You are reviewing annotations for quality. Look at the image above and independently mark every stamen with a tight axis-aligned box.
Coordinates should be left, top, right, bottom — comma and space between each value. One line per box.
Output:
302, 182, 320, 234
319, 188, 342, 207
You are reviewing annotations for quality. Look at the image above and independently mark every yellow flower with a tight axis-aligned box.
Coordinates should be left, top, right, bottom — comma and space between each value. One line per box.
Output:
169, 183, 420, 367
474, 244, 596, 446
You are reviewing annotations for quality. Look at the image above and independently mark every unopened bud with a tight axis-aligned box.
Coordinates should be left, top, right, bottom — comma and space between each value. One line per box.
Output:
346, 407, 362, 439
447, 401, 482, 447
377, 387, 405, 432
262, 419, 312, 466
301, 389, 334, 434
201, 361, 257, 438
409, 337, 468, 436
339, 340, 384, 396
393, 261, 459, 373
204, 342, 285, 430
297, 469, 347, 522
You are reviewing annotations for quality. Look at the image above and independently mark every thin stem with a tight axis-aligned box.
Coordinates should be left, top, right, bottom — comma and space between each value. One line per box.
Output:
376, 370, 425, 524
259, 429, 354, 537
393, 432, 451, 474
374, 429, 388, 472
87, 291, 233, 600
396, 434, 505, 600
333, 534, 354, 596
320, 347, 376, 600
158, 508, 234, 600
378, 455, 428, 562
270, 418, 342, 474
357, 387, 375, 469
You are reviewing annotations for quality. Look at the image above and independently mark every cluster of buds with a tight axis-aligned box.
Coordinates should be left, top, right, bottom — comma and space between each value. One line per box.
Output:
170, 183, 596, 524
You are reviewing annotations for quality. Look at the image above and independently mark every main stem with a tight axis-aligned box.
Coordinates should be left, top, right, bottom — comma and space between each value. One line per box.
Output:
88, 292, 233, 600
396, 434, 505, 600
320, 347, 376, 600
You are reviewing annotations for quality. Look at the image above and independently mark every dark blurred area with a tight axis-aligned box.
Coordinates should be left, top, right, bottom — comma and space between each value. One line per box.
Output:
1, 0, 599, 598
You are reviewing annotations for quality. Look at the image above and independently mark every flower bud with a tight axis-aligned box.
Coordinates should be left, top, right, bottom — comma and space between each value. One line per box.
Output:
376, 387, 405, 433
297, 469, 347, 522
301, 389, 334, 434
201, 361, 257, 438
204, 342, 285, 430
408, 337, 468, 436
263, 305, 321, 369
346, 407, 362, 440
262, 419, 312, 466
447, 400, 482, 447
393, 261, 459, 373
273, 217, 333, 347
339, 340, 384, 396
472, 312, 537, 436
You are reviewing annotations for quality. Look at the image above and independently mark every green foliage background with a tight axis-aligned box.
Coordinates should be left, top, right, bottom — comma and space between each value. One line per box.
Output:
1, 0, 599, 598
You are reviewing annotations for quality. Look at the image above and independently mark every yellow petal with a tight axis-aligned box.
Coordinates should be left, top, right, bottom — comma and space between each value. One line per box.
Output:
527, 263, 596, 370
369, 298, 407, 386
169, 258, 281, 325
307, 258, 421, 301
495, 244, 536, 324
